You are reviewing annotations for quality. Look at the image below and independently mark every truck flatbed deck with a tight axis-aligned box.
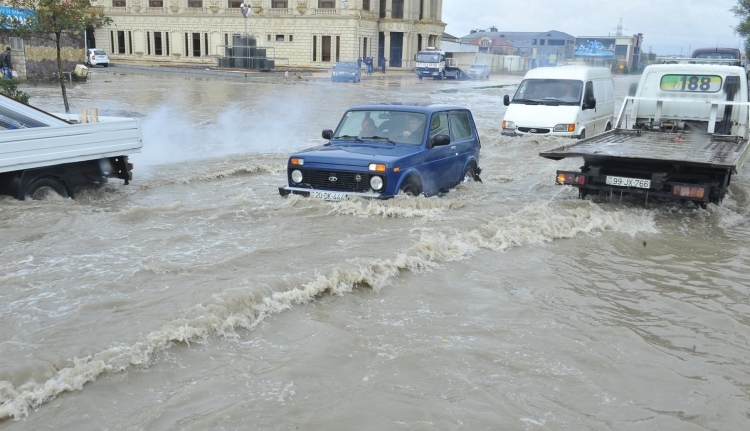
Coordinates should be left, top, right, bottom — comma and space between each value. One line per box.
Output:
540, 129, 750, 170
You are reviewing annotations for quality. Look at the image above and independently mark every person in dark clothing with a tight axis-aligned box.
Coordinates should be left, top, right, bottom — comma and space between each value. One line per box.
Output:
357, 57, 362, 69
1, 47, 13, 79
381, 58, 386, 74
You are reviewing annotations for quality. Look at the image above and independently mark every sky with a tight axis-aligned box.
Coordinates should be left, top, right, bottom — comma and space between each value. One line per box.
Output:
442, 0, 744, 55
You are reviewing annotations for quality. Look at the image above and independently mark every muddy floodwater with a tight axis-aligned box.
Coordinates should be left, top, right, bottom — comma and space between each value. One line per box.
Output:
1, 67, 749, 430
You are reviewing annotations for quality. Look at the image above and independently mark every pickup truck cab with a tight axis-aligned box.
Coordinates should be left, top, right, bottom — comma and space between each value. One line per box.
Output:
279, 104, 482, 199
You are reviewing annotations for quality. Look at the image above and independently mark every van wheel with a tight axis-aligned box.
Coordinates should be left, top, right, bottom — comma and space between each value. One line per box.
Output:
400, 179, 422, 197
578, 130, 586, 140
605, 123, 612, 131
26, 177, 69, 200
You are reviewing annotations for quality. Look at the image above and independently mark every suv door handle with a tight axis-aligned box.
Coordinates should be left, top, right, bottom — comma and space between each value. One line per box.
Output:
450, 146, 456, 150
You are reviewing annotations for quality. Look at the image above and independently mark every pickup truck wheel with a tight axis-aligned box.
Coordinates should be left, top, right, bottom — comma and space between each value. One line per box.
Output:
400, 180, 422, 197
26, 177, 69, 200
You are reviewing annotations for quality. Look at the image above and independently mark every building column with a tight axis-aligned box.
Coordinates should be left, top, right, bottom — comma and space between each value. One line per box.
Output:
422, 33, 429, 50
384, 30, 391, 67
403, 33, 412, 68
386, 0, 392, 18
423, 0, 431, 20
436, 0, 443, 21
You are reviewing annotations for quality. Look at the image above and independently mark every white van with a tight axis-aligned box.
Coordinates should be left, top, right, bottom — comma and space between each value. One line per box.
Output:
501, 66, 615, 139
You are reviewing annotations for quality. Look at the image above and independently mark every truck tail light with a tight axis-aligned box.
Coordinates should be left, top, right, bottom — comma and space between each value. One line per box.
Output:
556, 172, 586, 185
673, 185, 705, 199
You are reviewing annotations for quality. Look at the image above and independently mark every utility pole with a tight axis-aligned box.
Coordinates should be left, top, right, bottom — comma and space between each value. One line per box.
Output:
241, 3, 250, 35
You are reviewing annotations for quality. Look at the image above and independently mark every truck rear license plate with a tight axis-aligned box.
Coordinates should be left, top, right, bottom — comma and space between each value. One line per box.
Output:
312, 191, 350, 200
605, 176, 651, 189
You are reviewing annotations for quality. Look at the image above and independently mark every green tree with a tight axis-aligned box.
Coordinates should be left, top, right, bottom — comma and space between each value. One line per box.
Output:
0, 0, 111, 112
731, 1, 750, 58
0, 77, 30, 104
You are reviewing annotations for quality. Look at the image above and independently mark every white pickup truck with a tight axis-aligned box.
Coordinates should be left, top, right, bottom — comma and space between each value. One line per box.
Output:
540, 63, 750, 206
0, 94, 142, 199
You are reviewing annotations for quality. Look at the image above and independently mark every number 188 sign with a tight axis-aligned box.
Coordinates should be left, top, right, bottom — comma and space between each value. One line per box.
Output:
660, 74, 723, 93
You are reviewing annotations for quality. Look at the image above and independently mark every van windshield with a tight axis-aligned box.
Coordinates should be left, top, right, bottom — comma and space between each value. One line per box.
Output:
511, 79, 582, 105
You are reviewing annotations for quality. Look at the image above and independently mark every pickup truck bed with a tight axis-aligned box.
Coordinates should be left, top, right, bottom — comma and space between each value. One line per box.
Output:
540, 128, 750, 170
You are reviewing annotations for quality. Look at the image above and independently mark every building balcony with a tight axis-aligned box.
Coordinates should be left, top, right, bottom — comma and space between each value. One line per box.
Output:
311, 8, 338, 15
267, 7, 292, 15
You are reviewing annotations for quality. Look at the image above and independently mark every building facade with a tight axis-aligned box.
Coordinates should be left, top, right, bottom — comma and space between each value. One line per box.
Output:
91, 0, 446, 69
460, 30, 576, 67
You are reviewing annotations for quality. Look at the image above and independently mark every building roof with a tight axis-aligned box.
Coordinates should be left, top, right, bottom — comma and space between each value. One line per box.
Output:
442, 32, 459, 42
468, 37, 514, 48
460, 30, 575, 44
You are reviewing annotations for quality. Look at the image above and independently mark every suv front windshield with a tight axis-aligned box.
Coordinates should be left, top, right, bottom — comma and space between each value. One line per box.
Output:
512, 79, 583, 105
334, 110, 428, 145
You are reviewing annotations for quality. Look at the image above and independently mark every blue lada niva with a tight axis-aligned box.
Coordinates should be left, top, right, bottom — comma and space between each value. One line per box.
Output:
279, 104, 482, 199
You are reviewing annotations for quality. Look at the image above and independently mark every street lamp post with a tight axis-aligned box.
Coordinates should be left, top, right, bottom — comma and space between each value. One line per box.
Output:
240, 3, 250, 36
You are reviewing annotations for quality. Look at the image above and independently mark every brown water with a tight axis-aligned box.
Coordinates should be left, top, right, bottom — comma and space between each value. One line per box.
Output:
1, 68, 749, 430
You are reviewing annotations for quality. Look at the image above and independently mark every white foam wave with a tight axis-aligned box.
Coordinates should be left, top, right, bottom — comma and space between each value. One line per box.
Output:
328, 195, 464, 219
0, 200, 656, 419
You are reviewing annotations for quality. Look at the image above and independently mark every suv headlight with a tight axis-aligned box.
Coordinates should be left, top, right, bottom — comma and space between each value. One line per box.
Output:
291, 170, 303, 184
370, 176, 384, 191
553, 124, 576, 132
502, 120, 515, 130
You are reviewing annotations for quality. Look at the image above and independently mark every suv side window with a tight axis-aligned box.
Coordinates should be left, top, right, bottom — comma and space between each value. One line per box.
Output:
429, 112, 450, 144
449, 112, 473, 140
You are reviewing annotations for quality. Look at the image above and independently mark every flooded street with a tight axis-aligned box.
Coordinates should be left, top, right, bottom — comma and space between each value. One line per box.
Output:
1, 67, 749, 430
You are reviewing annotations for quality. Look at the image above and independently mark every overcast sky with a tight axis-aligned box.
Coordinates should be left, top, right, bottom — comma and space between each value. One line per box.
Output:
442, 0, 743, 55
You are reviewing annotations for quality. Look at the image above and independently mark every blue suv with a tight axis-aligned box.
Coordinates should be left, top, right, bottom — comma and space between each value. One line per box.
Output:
279, 104, 482, 199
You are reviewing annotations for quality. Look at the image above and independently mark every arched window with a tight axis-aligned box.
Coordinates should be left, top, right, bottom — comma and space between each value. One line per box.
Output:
481, 39, 490, 47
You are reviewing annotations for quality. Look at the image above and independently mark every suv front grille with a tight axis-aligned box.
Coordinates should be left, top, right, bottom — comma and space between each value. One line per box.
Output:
294, 169, 377, 193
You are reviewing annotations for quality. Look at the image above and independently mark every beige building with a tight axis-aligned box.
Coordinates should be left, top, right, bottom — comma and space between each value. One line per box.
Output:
91, 0, 446, 69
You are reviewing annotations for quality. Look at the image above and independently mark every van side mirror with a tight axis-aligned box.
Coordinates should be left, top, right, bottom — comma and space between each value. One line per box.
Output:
503, 95, 510, 106
431, 134, 451, 147
322, 129, 333, 139
628, 83, 638, 97
583, 97, 596, 110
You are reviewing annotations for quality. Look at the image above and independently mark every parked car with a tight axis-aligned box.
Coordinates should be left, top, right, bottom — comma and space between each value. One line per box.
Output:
331, 61, 361, 83
467, 64, 490, 79
86, 48, 109, 67
279, 104, 482, 200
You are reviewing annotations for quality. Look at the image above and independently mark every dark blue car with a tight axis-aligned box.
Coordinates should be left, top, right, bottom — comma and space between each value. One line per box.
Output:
279, 104, 482, 199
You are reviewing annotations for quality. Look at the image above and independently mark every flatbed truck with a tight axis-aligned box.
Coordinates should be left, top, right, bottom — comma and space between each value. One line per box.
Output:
539, 64, 750, 206
0, 94, 142, 199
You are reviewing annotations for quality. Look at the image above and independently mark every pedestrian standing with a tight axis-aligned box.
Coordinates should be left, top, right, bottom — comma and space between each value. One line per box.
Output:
357, 57, 362, 69
381, 58, 386, 74
366, 57, 373, 75
1, 47, 13, 79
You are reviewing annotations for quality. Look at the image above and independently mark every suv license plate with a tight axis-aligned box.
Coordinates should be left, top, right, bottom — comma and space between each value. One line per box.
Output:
312, 191, 350, 200
605, 176, 651, 189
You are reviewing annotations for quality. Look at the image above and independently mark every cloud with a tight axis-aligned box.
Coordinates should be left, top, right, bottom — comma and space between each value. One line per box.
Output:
442, 0, 742, 55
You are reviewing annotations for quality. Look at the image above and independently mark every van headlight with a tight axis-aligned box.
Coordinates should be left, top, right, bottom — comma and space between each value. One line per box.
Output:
502, 120, 515, 130
370, 176, 384, 191
291, 170, 303, 184
554, 124, 576, 132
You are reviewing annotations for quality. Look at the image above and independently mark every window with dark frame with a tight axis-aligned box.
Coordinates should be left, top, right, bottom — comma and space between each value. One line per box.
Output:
149, 0, 163, 6
188, 0, 202, 6
128, 31, 133, 54
166, 32, 170, 55
276, 35, 284, 42
313, 35, 317, 61
289, 35, 293, 42
272, 0, 288, 7
229, 0, 242, 7
322, 35, 331, 62
154, 32, 162, 55
117, 30, 126, 54
146, 32, 151, 55
204, 33, 209, 55
335, 36, 340, 62
392, 0, 403, 19
192, 32, 201, 57
319, 1, 334, 8
113, 0, 125, 6
363, 0, 369, 10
